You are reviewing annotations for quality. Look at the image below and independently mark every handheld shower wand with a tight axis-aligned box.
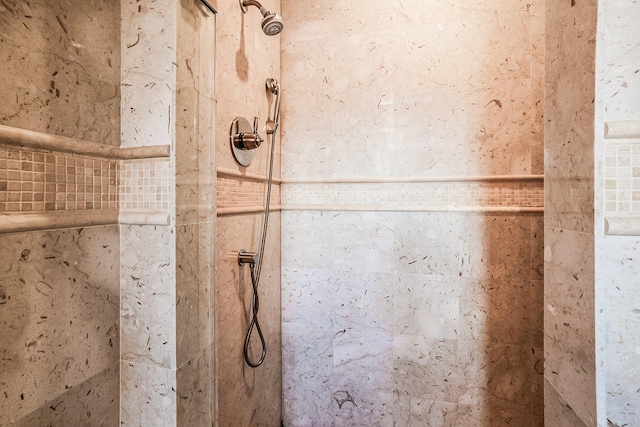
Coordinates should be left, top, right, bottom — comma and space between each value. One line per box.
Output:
240, 0, 284, 36
239, 78, 281, 368
265, 78, 280, 134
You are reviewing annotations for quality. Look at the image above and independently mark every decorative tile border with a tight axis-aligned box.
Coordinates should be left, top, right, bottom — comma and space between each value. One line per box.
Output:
0, 124, 170, 159
0, 125, 172, 232
281, 177, 543, 213
216, 176, 281, 215
119, 159, 172, 211
216, 168, 282, 216
603, 143, 640, 215
605, 119, 640, 139
0, 147, 118, 212
603, 119, 640, 235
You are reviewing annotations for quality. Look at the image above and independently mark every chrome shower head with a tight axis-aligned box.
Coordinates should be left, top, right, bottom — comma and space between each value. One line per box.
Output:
261, 12, 283, 36
240, 0, 284, 36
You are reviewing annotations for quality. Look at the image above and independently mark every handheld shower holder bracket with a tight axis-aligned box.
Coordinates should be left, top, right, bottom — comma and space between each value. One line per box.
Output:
238, 249, 259, 266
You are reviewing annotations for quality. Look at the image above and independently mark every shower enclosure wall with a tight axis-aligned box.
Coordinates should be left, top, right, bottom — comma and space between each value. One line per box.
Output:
279, 1, 545, 425
214, 0, 283, 425
0, 0, 217, 424
4, 0, 640, 426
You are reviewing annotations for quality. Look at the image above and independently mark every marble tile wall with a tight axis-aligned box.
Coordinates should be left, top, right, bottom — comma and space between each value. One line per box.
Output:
216, 213, 282, 426
0, 0, 121, 146
0, 226, 120, 426
596, 1, 640, 425
174, 11, 216, 426
118, 1, 178, 422
0, 2, 122, 425
282, 211, 543, 426
281, 0, 544, 180
544, 0, 597, 425
217, 175, 282, 211
119, 0, 217, 425
2, 0, 218, 425
214, 0, 282, 425
280, 0, 544, 425
119, 159, 172, 212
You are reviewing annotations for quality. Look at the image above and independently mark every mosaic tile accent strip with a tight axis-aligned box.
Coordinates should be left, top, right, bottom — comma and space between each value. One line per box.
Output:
1, 144, 172, 221
603, 143, 640, 215
216, 176, 281, 210
0, 146, 118, 212
282, 179, 543, 211
119, 159, 172, 211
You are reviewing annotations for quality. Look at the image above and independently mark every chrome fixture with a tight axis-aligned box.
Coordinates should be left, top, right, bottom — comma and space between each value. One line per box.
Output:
265, 78, 280, 135
230, 116, 263, 167
238, 249, 259, 266
239, 0, 283, 36
236, 78, 281, 368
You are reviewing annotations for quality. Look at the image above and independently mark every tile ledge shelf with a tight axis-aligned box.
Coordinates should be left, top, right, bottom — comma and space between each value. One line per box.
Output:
217, 167, 282, 184
281, 175, 544, 184
217, 205, 283, 216
604, 119, 640, 140
604, 217, 640, 236
282, 205, 544, 213
0, 124, 170, 159
0, 210, 170, 234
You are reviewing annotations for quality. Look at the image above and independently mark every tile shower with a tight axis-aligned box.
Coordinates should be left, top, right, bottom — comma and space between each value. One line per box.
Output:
1, 1, 640, 427
0, 0, 217, 425
279, 0, 544, 424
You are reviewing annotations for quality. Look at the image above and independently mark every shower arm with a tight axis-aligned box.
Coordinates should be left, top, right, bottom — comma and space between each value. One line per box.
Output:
241, 0, 268, 15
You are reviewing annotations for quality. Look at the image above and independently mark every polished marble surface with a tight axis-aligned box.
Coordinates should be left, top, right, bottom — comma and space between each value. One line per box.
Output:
0, 226, 120, 425
544, 0, 599, 424
282, 211, 543, 426
601, 236, 640, 426
214, 0, 282, 425
280, 0, 544, 424
545, 37, 596, 234
0, 0, 120, 146
597, 1, 640, 424
11, 364, 119, 427
216, 212, 282, 426
544, 226, 596, 426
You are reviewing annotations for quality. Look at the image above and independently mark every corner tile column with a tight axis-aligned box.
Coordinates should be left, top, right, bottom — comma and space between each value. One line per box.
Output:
119, 1, 217, 425
120, 0, 178, 424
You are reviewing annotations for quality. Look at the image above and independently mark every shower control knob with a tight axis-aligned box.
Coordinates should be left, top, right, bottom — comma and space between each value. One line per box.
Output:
233, 132, 263, 150
233, 117, 263, 150
230, 116, 262, 166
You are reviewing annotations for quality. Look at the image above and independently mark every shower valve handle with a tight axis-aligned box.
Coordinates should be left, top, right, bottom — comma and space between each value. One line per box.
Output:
233, 117, 263, 150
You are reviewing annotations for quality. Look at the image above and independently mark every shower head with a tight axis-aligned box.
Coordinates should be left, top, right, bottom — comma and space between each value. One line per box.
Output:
261, 12, 284, 36
240, 0, 284, 36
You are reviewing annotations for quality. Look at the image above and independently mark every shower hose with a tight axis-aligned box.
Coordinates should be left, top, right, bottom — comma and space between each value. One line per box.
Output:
243, 111, 277, 368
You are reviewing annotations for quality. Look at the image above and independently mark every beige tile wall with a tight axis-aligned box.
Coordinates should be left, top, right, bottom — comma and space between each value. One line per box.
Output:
280, 0, 545, 425
545, 0, 598, 425
214, 0, 282, 424
598, 1, 640, 425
